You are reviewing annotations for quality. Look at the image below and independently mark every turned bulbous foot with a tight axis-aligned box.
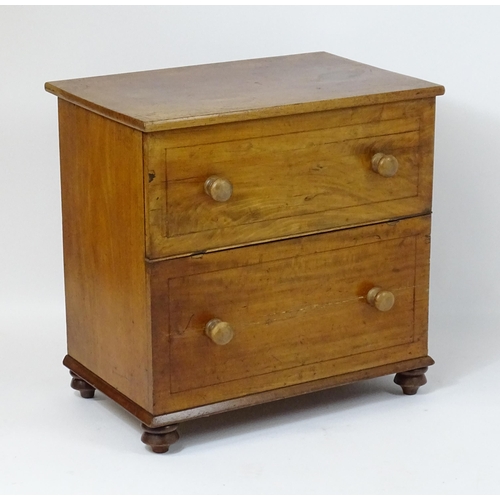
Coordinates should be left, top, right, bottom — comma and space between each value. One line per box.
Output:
70, 370, 96, 398
394, 367, 428, 395
141, 424, 180, 453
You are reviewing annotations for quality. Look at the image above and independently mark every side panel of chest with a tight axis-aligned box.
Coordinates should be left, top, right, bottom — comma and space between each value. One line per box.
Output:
58, 100, 153, 411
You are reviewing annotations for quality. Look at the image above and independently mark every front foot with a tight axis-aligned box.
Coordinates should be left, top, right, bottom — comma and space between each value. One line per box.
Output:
69, 370, 96, 398
394, 367, 428, 395
141, 424, 180, 453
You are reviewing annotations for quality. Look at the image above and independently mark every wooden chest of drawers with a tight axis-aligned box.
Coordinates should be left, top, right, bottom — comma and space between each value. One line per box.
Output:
45, 52, 444, 452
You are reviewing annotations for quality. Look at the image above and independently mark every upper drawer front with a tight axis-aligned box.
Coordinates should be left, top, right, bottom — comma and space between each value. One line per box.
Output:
145, 99, 436, 259
167, 122, 418, 236
150, 215, 431, 412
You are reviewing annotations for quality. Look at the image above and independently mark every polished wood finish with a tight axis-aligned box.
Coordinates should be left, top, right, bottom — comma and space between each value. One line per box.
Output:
48, 53, 443, 452
141, 424, 179, 454
58, 100, 152, 411
45, 52, 443, 132
151, 215, 431, 413
145, 98, 436, 259
64, 353, 434, 427
69, 370, 95, 399
64, 355, 155, 424
394, 367, 429, 395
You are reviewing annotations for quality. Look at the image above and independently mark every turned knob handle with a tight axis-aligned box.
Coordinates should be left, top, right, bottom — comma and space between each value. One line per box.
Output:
366, 287, 395, 312
204, 176, 233, 202
205, 318, 234, 345
371, 153, 399, 178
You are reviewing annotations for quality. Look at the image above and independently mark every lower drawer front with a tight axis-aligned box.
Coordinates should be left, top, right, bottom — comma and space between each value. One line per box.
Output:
151, 215, 431, 412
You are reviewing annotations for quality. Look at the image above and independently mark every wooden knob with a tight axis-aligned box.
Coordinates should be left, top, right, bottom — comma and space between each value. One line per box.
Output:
371, 153, 399, 178
204, 176, 233, 202
205, 318, 234, 345
366, 287, 395, 312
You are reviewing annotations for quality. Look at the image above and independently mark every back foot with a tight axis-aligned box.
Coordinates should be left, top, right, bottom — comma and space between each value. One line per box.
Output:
394, 367, 428, 395
69, 370, 96, 398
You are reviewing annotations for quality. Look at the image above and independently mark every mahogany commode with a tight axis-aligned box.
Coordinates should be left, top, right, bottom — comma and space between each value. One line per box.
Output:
45, 52, 444, 453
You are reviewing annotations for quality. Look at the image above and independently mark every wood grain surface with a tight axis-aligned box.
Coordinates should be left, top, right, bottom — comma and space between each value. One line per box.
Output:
45, 52, 444, 132
150, 215, 431, 413
58, 100, 153, 411
48, 53, 442, 442
64, 353, 434, 426
145, 98, 436, 259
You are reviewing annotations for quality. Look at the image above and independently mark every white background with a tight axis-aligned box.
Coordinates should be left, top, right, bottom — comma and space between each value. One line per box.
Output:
1, 6, 500, 494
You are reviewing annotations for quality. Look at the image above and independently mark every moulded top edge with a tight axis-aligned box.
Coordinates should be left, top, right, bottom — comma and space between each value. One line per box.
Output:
45, 52, 445, 132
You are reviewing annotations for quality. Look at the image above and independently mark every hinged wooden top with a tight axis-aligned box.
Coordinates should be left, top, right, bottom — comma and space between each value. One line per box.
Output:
45, 52, 444, 132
